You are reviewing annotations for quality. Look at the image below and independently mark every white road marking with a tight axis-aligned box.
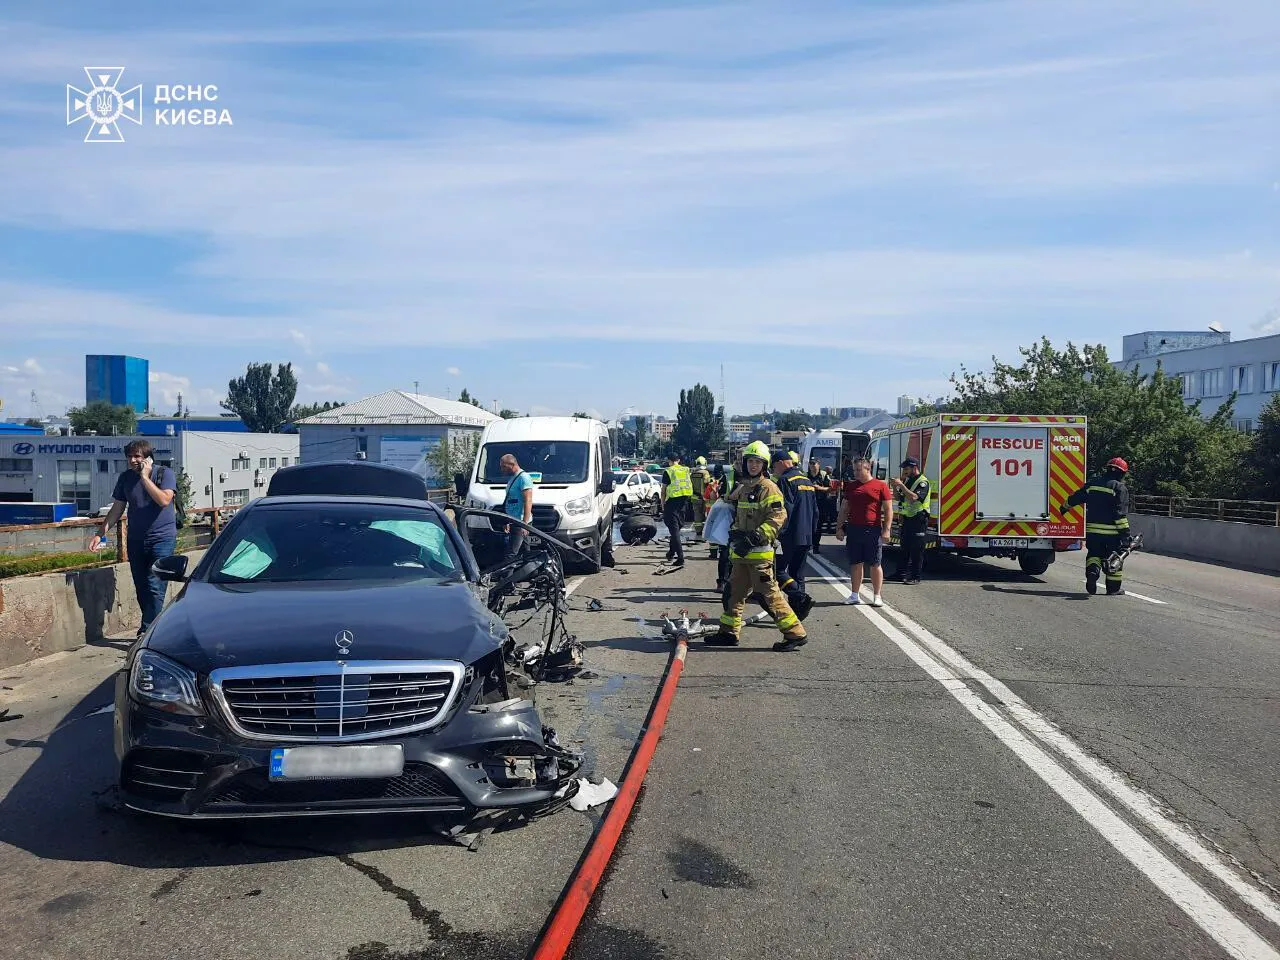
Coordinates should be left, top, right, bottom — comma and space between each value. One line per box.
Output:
1124, 590, 1168, 605
564, 576, 586, 597
809, 553, 1280, 957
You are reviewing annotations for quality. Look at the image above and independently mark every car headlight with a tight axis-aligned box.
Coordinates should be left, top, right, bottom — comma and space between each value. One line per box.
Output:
130, 650, 204, 715
565, 496, 591, 516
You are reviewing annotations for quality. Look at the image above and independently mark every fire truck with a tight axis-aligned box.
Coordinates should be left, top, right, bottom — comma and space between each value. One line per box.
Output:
856, 413, 1087, 575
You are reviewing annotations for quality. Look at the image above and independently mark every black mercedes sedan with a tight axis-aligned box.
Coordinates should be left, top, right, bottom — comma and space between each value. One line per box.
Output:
114, 464, 581, 820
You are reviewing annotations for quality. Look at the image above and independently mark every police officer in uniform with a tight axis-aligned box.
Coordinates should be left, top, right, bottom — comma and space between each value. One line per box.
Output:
890, 457, 931, 584
661, 452, 694, 567
706, 441, 808, 651
774, 450, 817, 602
808, 457, 834, 554
1061, 456, 1132, 595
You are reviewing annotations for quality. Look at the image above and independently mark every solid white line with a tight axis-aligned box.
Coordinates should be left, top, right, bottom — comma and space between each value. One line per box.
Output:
1124, 590, 1168, 605
564, 576, 586, 597
809, 554, 1280, 958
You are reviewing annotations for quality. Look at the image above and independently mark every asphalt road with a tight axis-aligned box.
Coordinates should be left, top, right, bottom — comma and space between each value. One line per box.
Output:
573, 537, 1280, 959
1, 532, 1277, 959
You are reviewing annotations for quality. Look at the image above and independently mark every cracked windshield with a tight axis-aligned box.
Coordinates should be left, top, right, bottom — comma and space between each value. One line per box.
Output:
2, 3, 1278, 960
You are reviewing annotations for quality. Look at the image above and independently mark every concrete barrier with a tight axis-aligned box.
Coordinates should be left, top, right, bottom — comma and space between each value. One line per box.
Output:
1129, 515, 1280, 574
0, 518, 100, 559
0, 550, 206, 669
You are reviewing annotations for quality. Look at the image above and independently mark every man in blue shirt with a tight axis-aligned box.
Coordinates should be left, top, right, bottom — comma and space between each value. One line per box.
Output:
499, 453, 534, 559
99, 439, 178, 637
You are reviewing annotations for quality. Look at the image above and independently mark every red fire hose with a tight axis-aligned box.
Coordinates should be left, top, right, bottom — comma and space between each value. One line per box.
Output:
528, 631, 690, 960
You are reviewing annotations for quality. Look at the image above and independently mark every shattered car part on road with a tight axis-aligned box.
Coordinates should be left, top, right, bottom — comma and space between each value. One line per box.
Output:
115, 462, 593, 826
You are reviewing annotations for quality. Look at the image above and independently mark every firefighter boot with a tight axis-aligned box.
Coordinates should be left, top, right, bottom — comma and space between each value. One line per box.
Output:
1085, 564, 1099, 595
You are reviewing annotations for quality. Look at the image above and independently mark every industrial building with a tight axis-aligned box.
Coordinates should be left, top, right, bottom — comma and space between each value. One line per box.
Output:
86, 355, 149, 411
1115, 329, 1280, 431
0, 431, 298, 513
294, 390, 499, 483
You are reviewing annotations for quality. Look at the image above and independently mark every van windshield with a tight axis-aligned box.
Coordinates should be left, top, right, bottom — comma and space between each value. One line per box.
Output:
808, 446, 840, 472
478, 441, 590, 484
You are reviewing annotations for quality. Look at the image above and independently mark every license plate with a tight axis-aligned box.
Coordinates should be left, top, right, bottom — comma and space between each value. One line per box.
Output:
990, 538, 1029, 548
269, 745, 404, 781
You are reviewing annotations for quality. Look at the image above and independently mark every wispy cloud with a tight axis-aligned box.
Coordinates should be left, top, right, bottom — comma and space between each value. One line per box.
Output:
289, 329, 313, 355
1, 1, 1278, 413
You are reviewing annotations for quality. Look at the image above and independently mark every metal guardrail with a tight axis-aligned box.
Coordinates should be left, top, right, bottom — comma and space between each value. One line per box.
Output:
1131, 495, 1280, 527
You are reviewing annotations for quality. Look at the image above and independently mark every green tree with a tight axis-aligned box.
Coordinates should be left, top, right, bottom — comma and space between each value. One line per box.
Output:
174, 470, 193, 527
22, 418, 43, 429
672, 384, 725, 459
289, 400, 344, 422
634, 416, 648, 452
942, 338, 1246, 497
68, 400, 137, 435
1242, 394, 1280, 501
427, 432, 480, 489
498, 408, 520, 419
774, 411, 811, 431
572, 411, 590, 419
221, 362, 298, 433
457, 388, 486, 409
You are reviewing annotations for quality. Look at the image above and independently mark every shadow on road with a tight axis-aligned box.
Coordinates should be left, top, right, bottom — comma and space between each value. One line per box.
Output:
981, 584, 1089, 601
0, 677, 470, 870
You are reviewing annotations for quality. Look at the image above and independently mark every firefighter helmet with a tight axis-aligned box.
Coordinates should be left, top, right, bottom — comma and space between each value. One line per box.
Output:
1107, 457, 1130, 473
742, 440, 771, 465
696, 456, 707, 466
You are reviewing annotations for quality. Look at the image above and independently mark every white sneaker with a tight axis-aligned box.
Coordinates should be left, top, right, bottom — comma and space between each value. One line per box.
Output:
844, 593, 862, 605
870, 594, 884, 607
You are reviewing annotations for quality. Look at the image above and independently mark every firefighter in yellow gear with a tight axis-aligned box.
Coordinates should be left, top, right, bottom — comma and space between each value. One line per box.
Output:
690, 455, 711, 539
706, 441, 808, 651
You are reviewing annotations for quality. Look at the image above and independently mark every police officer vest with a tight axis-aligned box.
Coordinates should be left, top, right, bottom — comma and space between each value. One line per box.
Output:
899, 475, 931, 518
665, 464, 693, 499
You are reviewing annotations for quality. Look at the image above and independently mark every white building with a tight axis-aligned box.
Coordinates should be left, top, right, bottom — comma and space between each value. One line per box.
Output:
295, 390, 499, 482
896, 395, 918, 416
652, 420, 675, 441
1115, 330, 1280, 431
0, 431, 299, 515
728, 422, 752, 443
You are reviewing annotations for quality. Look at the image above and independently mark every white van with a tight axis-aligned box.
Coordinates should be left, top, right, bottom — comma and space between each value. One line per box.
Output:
461, 417, 616, 573
798, 429, 844, 476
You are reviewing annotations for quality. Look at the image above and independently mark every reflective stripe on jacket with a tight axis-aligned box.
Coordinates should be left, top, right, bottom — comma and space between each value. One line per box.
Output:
727, 475, 786, 560
898, 474, 932, 518
665, 464, 694, 499
1066, 474, 1130, 535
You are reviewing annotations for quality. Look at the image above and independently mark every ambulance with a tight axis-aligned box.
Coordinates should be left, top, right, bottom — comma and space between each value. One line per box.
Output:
863, 413, 1086, 575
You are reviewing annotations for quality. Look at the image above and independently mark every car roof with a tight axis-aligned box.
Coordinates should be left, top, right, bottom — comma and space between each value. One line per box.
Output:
481, 416, 601, 443
266, 461, 430, 500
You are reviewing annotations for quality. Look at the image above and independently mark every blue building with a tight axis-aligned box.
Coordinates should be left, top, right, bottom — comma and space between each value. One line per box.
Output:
1115, 330, 1280, 432
86, 355, 149, 411
136, 416, 248, 436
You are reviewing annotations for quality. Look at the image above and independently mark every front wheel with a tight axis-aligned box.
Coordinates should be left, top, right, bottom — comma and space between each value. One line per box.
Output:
1018, 551, 1053, 576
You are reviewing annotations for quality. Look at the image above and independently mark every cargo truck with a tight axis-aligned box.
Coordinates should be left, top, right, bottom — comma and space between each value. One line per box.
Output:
862, 413, 1087, 575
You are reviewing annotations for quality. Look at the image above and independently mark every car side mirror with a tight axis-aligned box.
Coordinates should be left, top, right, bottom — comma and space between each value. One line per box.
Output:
152, 554, 189, 582
599, 474, 615, 494
454, 472, 470, 499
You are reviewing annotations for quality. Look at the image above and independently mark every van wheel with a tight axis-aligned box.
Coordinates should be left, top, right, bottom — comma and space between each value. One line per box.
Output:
1018, 552, 1053, 576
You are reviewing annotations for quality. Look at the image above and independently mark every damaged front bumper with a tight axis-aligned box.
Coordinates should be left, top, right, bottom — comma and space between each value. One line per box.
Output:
115, 683, 582, 820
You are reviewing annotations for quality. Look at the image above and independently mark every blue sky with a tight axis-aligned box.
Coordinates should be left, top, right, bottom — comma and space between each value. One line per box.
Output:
1, 0, 1278, 422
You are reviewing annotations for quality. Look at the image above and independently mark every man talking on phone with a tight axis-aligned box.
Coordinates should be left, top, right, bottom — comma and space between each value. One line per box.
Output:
100, 440, 178, 637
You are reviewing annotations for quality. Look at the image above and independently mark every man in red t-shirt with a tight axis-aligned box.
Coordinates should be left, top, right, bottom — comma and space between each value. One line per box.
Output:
834, 458, 893, 607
